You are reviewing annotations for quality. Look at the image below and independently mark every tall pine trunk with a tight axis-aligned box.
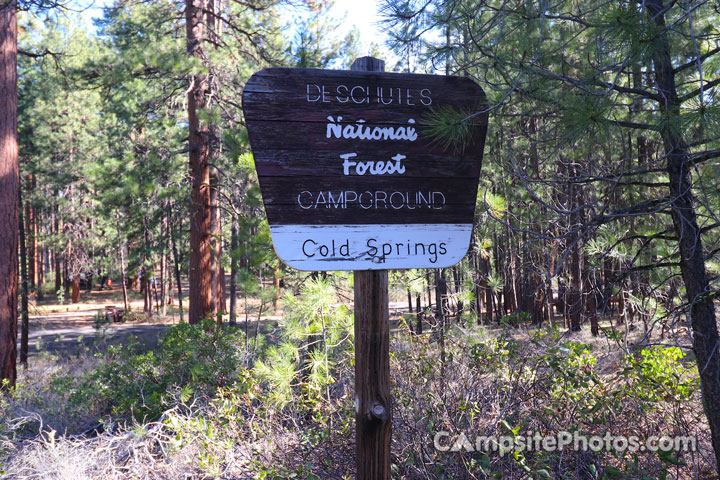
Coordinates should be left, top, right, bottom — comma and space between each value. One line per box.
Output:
116, 218, 130, 315
0, 0, 19, 388
211, 168, 225, 318
646, 0, 720, 468
26, 176, 35, 294
160, 213, 167, 312
63, 253, 70, 301
54, 209, 61, 295
142, 218, 153, 317
186, 0, 215, 324
36, 209, 43, 300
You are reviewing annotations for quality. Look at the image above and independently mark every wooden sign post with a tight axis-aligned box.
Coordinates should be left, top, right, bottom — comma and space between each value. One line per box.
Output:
349, 56, 391, 480
242, 57, 488, 479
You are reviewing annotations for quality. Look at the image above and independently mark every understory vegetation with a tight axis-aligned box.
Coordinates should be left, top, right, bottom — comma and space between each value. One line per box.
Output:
1, 280, 715, 479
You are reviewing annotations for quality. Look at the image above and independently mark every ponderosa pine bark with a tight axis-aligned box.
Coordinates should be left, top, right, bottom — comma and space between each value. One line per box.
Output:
186, 0, 215, 324
54, 208, 61, 294
207, 2, 225, 320
116, 219, 129, 315
0, 0, 18, 389
211, 168, 225, 318
645, 0, 720, 469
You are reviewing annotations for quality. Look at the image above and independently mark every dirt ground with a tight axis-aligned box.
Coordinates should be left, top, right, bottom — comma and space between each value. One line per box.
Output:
20, 282, 450, 358
21, 286, 180, 358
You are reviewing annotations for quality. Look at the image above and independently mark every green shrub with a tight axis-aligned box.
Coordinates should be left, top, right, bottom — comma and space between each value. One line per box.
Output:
66, 318, 245, 420
500, 311, 532, 327
622, 346, 699, 403
254, 279, 353, 410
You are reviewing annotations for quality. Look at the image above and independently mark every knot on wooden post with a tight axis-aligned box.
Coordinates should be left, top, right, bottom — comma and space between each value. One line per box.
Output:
368, 401, 389, 422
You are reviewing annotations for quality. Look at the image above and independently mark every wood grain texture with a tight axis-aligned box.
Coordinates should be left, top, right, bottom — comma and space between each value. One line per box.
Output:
242, 68, 483, 103
350, 58, 390, 480
242, 67, 489, 245
185, 0, 215, 325
259, 176, 477, 226
350, 56, 385, 72
354, 269, 391, 480
253, 149, 481, 177
244, 122, 484, 156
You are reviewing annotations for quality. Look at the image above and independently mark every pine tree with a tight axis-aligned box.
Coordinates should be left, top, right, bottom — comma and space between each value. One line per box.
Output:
18, 15, 105, 306
185, 0, 216, 324
384, 0, 720, 466
0, 0, 19, 389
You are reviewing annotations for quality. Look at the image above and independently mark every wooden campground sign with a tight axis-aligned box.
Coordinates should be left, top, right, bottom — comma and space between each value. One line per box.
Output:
242, 67, 488, 270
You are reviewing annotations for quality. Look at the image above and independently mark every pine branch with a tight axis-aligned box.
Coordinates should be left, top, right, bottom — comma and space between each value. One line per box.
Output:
679, 77, 720, 103
673, 47, 720, 74
612, 181, 670, 187
599, 230, 677, 267
609, 119, 657, 131
542, 13, 597, 27
171, 146, 193, 155
706, 247, 720, 262
595, 197, 672, 223
622, 261, 681, 273
701, 223, 720, 235
688, 137, 719, 148
18, 48, 58, 58
593, 80, 663, 102
226, 0, 272, 12
690, 148, 720, 165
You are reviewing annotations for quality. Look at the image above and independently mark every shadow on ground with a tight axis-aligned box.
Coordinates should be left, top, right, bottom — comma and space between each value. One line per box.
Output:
22, 323, 174, 358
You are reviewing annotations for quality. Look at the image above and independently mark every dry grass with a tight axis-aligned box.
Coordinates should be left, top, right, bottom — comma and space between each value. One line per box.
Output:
388, 321, 716, 479
3, 354, 101, 437
1, 314, 718, 479
2, 391, 346, 479
5, 414, 204, 479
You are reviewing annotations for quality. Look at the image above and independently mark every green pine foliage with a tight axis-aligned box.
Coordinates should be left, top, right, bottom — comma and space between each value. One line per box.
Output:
255, 279, 353, 409
6, 0, 720, 477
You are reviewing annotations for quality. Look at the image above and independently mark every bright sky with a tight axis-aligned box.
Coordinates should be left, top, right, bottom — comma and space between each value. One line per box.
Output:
76, 0, 394, 62
328, 0, 390, 53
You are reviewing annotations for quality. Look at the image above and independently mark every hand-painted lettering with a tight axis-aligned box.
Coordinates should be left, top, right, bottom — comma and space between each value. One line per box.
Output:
326, 116, 417, 142
305, 84, 434, 106
341, 152, 406, 176
296, 190, 446, 210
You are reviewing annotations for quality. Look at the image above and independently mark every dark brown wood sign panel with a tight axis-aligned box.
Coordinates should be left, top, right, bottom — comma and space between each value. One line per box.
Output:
242, 67, 488, 270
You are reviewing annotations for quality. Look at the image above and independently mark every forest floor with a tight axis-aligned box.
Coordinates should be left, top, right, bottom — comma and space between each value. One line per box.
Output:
5, 282, 713, 479
20, 282, 694, 360
3, 289, 715, 479
19, 284, 293, 358
20, 287, 180, 358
